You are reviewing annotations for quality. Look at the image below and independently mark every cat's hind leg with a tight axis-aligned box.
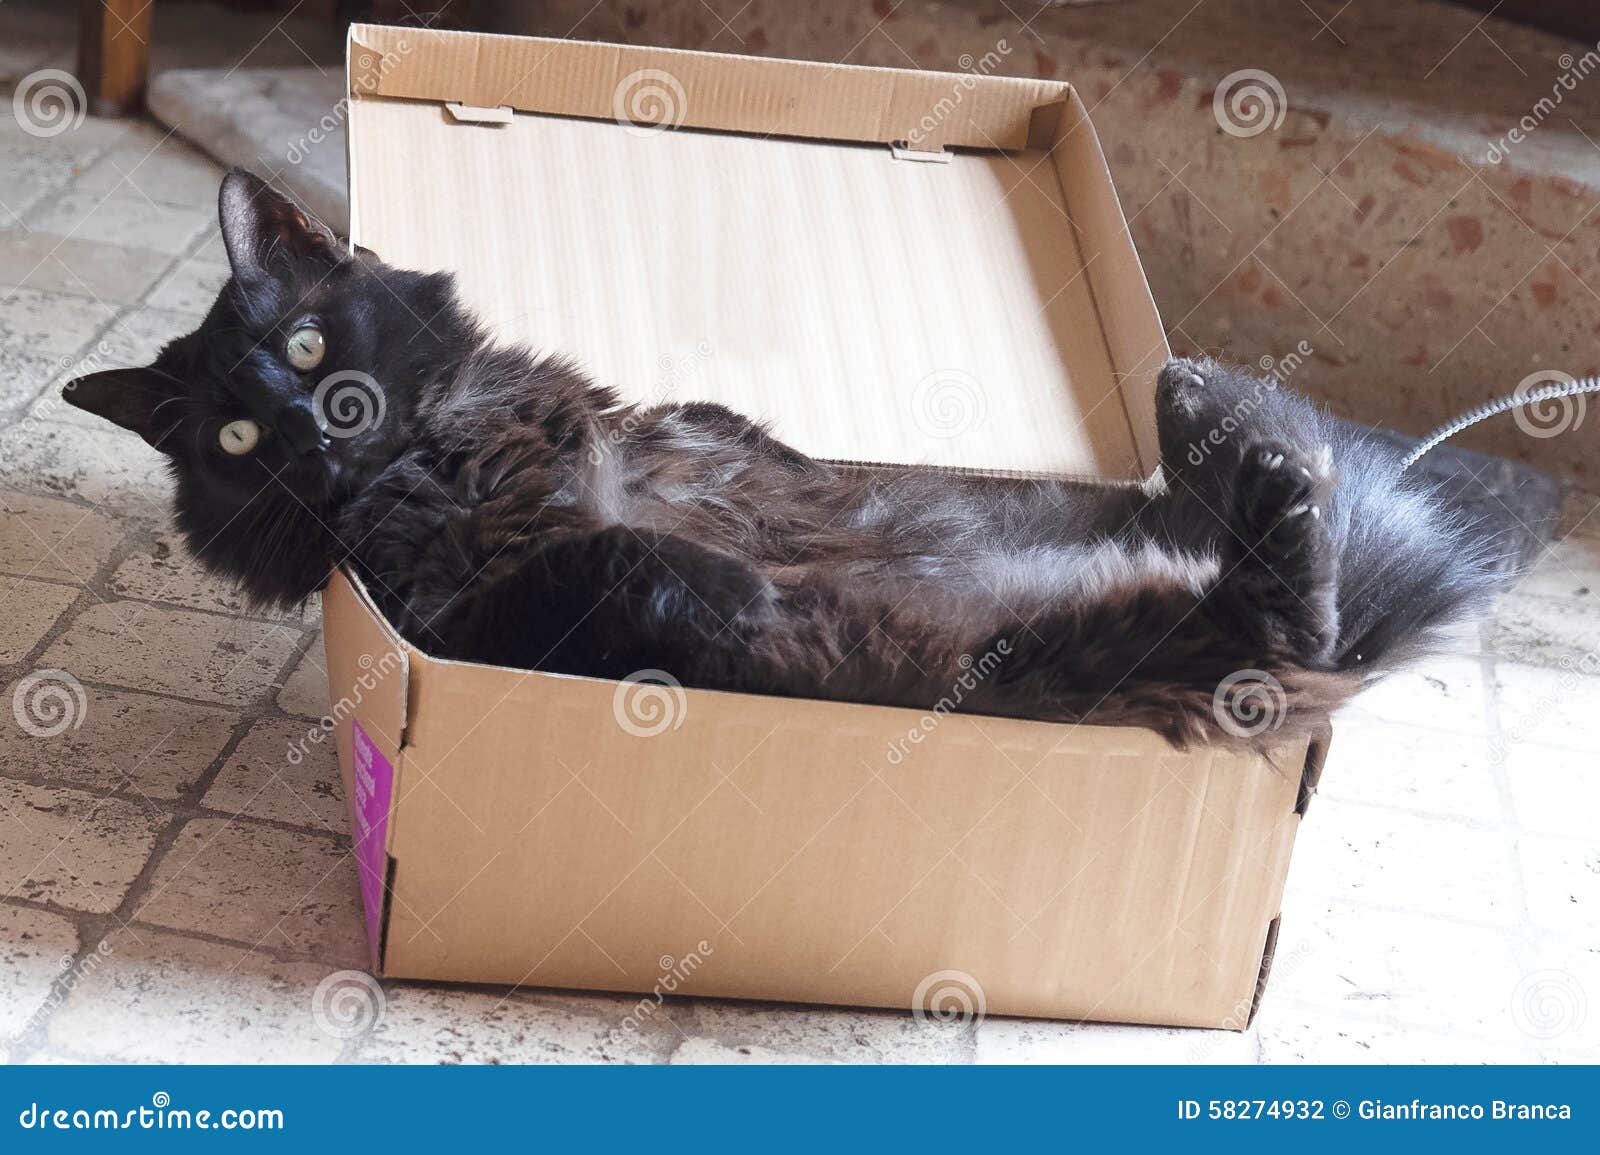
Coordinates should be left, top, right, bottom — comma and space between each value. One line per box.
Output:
1219, 439, 1339, 664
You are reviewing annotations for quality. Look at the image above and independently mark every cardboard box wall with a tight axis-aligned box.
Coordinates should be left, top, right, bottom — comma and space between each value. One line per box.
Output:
326, 24, 1328, 1027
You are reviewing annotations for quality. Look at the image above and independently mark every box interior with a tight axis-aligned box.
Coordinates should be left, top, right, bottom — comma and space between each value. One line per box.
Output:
345, 25, 1168, 478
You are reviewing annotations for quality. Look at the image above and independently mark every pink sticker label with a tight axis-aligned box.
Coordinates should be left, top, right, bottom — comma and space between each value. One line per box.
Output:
351, 719, 394, 964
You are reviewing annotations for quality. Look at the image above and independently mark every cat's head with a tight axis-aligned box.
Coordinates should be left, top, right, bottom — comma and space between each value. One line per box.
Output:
63, 169, 469, 608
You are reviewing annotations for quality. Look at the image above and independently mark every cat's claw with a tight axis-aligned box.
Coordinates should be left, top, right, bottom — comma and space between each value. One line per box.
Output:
1236, 440, 1335, 551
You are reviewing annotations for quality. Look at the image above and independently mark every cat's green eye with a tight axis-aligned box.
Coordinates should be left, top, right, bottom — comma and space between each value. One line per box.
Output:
219, 419, 261, 456
285, 325, 325, 371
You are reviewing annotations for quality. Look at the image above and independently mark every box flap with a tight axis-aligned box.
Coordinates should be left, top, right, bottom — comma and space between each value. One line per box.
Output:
346, 26, 1169, 479
348, 24, 1064, 152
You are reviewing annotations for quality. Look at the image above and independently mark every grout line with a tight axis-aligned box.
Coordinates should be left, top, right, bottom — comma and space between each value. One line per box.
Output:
0, 763, 349, 842
4, 594, 329, 1063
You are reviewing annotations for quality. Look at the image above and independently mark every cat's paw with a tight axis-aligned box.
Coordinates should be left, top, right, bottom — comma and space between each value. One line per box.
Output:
1231, 441, 1339, 661
1235, 440, 1334, 558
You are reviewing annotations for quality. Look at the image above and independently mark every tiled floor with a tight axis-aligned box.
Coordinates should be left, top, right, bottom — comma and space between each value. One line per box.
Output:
2, 23, 1599, 1067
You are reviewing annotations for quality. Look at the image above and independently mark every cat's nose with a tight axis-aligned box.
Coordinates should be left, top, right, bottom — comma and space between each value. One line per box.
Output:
277, 402, 326, 456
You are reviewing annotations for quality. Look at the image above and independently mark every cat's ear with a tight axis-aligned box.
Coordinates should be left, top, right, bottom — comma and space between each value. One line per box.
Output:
218, 168, 338, 284
61, 368, 184, 452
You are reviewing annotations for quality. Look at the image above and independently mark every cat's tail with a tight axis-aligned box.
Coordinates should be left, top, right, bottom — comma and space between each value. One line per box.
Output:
1326, 437, 1514, 676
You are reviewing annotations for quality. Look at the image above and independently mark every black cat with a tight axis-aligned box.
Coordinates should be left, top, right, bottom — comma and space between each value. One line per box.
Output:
62, 171, 1503, 746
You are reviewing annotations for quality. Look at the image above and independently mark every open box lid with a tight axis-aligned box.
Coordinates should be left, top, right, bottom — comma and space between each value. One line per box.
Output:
344, 25, 1170, 478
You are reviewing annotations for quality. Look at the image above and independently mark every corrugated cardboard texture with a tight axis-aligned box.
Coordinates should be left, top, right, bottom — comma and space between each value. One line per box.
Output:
346, 585, 1303, 1025
348, 24, 1064, 152
321, 571, 407, 820
345, 26, 1165, 478
327, 30, 1306, 1027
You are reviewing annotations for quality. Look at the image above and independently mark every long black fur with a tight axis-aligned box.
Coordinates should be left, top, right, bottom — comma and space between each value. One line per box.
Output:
61, 171, 1506, 748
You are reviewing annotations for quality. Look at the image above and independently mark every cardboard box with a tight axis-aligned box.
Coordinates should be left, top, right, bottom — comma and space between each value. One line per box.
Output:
326, 23, 1328, 1027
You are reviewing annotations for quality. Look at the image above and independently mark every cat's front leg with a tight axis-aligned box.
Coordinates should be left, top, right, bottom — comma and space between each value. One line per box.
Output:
452, 525, 778, 681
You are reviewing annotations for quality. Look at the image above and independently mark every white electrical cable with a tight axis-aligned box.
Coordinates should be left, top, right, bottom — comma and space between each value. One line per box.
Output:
1397, 375, 1600, 474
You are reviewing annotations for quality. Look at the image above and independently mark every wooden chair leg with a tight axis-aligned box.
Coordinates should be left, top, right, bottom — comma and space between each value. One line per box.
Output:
77, 0, 154, 116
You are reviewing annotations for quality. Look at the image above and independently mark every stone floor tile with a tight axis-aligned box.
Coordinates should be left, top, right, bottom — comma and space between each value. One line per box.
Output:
0, 419, 171, 517
1340, 655, 1491, 734
0, 683, 236, 800
0, 488, 123, 583
134, 818, 367, 966
0, 100, 130, 156
108, 526, 298, 621
24, 186, 211, 256
0, 286, 116, 361
1319, 712, 1501, 824
1516, 530, 1600, 602
975, 1018, 1256, 1064
1504, 741, 1600, 841
40, 600, 302, 707
684, 1000, 974, 1063
1509, 937, 1600, 1058
0, 778, 164, 912
1518, 835, 1600, 943
276, 643, 329, 718
0, 904, 79, 1059
1256, 1005, 1543, 1063
669, 1038, 822, 1063
0, 229, 171, 304
46, 926, 344, 1063
0, 344, 68, 412
1487, 593, 1600, 671
359, 986, 675, 1065
1493, 661, 1600, 753
0, 576, 78, 662
143, 253, 231, 315
1266, 898, 1526, 1039
1288, 799, 1520, 925
73, 132, 223, 209
203, 716, 345, 833
95, 304, 204, 366
0, 144, 89, 228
